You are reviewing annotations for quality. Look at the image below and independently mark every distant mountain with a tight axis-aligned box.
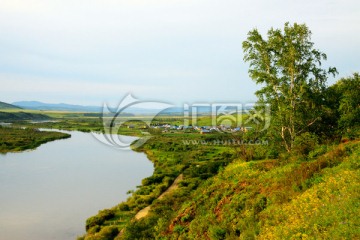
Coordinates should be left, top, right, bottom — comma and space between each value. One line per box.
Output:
11, 101, 254, 115
0, 101, 22, 110
12, 101, 102, 112
12, 101, 178, 114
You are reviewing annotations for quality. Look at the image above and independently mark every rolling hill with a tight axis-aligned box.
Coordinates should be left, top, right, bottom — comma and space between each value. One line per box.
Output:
12, 101, 101, 112
0, 101, 22, 110
0, 112, 51, 122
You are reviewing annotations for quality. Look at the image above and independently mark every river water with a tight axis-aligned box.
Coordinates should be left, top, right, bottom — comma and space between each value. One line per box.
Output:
0, 130, 153, 240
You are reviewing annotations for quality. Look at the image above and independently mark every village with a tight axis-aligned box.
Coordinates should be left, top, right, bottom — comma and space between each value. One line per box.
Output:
126, 123, 253, 134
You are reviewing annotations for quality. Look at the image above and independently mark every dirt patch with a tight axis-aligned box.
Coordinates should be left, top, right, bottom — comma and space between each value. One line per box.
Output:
134, 174, 184, 220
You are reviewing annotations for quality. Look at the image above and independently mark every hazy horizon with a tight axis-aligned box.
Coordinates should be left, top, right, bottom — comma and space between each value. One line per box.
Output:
1, 0, 359, 106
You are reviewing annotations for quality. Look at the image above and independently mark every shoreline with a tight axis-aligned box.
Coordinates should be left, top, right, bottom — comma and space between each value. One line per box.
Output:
0, 127, 71, 154
80, 133, 184, 239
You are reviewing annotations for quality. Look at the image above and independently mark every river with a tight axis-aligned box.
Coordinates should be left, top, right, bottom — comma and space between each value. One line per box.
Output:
0, 130, 153, 240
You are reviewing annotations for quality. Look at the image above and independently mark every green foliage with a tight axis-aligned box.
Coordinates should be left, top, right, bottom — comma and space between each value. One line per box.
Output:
0, 111, 51, 121
97, 226, 119, 239
209, 226, 226, 240
161, 142, 359, 239
292, 132, 318, 157
117, 203, 130, 211
173, 224, 186, 233
259, 143, 360, 239
308, 145, 328, 159
0, 127, 70, 153
83, 226, 119, 240
11, 117, 106, 134
85, 209, 116, 230
243, 22, 337, 152
121, 216, 158, 239
330, 73, 360, 139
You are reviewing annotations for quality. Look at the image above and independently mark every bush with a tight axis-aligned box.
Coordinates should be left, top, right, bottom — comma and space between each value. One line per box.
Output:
97, 226, 119, 239
293, 132, 318, 156
87, 225, 101, 234
253, 195, 267, 214
122, 216, 158, 239
209, 226, 226, 240
142, 174, 164, 185
173, 224, 186, 233
309, 145, 328, 159
85, 209, 116, 230
118, 203, 130, 211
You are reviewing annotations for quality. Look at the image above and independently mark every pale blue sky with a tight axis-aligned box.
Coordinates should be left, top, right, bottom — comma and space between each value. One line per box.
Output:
0, 0, 359, 106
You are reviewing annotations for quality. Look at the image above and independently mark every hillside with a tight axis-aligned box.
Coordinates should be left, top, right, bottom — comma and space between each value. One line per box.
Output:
79, 131, 360, 240
0, 111, 51, 122
0, 101, 22, 110
163, 142, 360, 239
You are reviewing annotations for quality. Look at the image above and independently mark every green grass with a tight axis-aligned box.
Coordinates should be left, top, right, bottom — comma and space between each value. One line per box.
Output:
154, 141, 360, 240
0, 126, 71, 153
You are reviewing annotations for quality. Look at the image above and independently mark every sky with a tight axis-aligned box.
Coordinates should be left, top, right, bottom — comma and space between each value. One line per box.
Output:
0, 0, 359, 106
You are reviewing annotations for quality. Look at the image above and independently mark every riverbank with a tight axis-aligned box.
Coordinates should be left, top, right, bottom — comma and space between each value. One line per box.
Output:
135, 174, 184, 220
79, 133, 239, 239
79, 131, 360, 240
0, 126, 71, 153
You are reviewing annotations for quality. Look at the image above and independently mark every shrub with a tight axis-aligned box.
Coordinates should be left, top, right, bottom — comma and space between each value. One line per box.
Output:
209, 226, 226, 240
253, 195, 267, 214
118, 203, 130, 211
293, 132, 318, 156
309, 145, 328, 159
87, 225, 101, 234
97, 226, 119, 239
85, 209, 116, 230
173, 224, 186, 233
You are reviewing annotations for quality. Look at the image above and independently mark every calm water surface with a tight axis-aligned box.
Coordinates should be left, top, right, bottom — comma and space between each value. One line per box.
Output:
0, 131, 153, 240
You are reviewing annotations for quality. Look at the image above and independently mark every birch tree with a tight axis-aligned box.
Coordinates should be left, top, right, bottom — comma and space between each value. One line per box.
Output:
242, 22, 337, 152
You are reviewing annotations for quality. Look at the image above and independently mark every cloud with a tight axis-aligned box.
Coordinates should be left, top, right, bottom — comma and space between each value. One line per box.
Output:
0, 0, 359, 105
0, 73, 170, 104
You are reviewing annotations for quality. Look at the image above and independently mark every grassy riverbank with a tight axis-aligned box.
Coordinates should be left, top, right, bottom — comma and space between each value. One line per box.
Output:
79, 135, 360, 240
0, 126, 71, 153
